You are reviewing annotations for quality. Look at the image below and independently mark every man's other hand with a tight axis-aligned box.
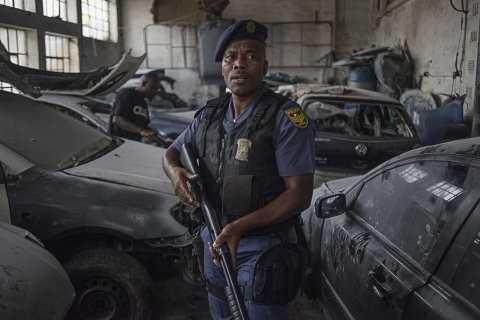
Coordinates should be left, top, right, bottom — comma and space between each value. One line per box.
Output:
172, 167, 199, 208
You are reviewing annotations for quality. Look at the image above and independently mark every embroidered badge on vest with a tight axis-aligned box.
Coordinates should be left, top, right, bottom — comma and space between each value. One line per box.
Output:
285, 105, 308, 128
235, 138, 253, 161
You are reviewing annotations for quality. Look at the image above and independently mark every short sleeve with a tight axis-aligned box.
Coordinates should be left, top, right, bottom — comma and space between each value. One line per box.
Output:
113, 90, 134, 117
170, 109, 204, 152
274, 104, 315, 177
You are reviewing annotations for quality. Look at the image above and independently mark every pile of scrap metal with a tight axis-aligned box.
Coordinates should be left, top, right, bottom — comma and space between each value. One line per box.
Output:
333, 45, 415, 99
400, 89, 468, 145
264, 72, 310, 89
0, 41, 145, 98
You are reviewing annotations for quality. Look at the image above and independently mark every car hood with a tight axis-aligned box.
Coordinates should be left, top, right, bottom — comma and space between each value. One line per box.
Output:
64, 140, 174, 195
0, 41, 145, 97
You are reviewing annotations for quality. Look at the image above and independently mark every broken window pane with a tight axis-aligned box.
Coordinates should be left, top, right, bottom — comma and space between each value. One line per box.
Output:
302, 99, 414, 138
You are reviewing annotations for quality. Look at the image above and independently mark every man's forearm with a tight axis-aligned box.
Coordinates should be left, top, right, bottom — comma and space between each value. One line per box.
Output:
163, 146, 182, 181
231, 175, 313, 233
113, 116, 144, 134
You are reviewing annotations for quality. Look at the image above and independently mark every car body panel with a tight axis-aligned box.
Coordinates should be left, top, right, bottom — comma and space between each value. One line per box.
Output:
0, 91, 190, 245
7, 167, 189, 242
65, 140, 174, 194
0, 222, 75, 320
294, 86, 419, 183
0, 40, 145, 97
304, 137, 480, 320
149, 109, 194, 139
0, 165, 75, 320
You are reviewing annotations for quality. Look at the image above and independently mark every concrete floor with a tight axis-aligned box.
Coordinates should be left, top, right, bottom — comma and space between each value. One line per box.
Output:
153, 274, 325, 320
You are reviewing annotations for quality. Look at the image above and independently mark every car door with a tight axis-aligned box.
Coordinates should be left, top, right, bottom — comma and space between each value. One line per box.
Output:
315, 159, 477, 320
0, 164, 11, 223
404, 173, 480, 320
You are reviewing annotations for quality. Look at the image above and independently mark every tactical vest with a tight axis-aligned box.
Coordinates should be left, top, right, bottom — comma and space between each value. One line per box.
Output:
195, 89, 295, 233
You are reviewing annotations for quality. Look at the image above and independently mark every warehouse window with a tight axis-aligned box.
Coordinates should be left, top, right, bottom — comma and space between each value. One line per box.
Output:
81, 0, 118, 42
0, 0, 35, 11
45, 33, 79, 72
43, 0, 67, 20
0, 26, 29, 93
0, 0, 24, 9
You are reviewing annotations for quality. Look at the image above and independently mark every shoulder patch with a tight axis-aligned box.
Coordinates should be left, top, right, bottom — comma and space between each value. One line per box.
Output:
284, 105, 308, 128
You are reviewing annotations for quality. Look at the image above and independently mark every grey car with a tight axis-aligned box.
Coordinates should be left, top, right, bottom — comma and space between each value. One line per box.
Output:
303, 137, 480, 320
0, 91, 193, 320
0, 165, 75, 320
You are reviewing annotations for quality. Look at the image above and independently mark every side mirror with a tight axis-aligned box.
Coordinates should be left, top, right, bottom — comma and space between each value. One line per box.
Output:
314, 193, 347, 219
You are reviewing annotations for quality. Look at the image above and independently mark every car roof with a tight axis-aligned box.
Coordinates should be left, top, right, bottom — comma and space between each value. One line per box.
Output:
297, 85, 401, 105
371, 137, 480, 174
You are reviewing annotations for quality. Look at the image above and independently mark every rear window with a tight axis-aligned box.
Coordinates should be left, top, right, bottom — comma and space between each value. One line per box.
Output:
0, 93, 113, 171
302, 99, 414, 138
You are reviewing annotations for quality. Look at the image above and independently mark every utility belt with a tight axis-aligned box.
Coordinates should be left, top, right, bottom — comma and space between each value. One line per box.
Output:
204, 220, 307, 306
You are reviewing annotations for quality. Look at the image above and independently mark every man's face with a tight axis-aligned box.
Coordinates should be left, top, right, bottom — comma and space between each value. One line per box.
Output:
222, 39, 268, 97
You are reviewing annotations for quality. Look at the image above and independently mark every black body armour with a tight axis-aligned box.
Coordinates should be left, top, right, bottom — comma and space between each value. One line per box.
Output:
195, 89, 294, 234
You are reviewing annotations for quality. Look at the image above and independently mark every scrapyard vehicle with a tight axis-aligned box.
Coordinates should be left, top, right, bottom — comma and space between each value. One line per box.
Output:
293, 86, 419, 185
0, 91, 194, 320
0, 165, 75, 320
302, 137, 480, 320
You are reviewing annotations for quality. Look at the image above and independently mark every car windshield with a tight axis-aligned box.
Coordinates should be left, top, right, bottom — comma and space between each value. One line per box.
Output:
0, 92, 118, 171
302, 98, 414, 138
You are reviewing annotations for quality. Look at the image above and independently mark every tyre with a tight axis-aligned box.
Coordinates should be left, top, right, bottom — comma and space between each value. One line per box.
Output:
64, 248, 153, 320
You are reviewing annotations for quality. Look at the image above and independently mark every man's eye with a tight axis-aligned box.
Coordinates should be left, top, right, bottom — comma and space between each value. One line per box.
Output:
223, 54, 234, 62
247, 54, 256, 60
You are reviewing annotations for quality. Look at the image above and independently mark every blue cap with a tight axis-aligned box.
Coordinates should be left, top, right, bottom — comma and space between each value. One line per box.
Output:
214, 20, 268, 62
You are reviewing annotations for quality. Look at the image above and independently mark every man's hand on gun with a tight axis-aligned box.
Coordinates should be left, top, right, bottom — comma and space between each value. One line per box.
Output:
210, 222, 246, 268
172, 167, 200, 208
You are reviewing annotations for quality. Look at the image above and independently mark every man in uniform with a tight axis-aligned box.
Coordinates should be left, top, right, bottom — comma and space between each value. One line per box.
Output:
110, 71, 159, 141
163, 20, 315, 319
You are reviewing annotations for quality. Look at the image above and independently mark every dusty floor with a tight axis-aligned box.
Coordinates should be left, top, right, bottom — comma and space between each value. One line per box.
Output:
153, 274, 325, 320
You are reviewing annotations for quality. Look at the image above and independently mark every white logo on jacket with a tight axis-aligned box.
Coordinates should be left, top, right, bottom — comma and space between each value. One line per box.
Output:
133, 105, 148, 118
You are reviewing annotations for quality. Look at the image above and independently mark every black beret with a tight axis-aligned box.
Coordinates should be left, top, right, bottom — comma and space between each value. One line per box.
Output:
214, 20, 268, 62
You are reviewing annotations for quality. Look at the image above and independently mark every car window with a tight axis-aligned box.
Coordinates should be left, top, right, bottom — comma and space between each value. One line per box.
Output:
352, 161, 472, 267
0, 93, 115, 171
302, 99, 414, 138
451, 231, 480, 309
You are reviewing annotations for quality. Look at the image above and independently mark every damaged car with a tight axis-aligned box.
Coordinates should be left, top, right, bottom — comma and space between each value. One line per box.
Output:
295, 86, 419, 185
302, 137, 480, 320
0, 166, 75, 320
0, 91, 195, 320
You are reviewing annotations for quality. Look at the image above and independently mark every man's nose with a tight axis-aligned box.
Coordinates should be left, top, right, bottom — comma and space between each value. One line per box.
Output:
233, 56, 247, 70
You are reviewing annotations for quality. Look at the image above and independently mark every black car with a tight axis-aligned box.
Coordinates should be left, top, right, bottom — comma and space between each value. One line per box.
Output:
0, 91, 194, 320
302, 137, 480, 320
294, 86, 419, 185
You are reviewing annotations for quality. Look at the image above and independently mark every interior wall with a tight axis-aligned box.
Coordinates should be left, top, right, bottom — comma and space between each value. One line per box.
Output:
121, 0, 336, 106
371, 0, 478, 116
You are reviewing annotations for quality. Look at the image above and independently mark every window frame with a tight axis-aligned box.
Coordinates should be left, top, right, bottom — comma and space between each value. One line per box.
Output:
345, 157, 480, 273
81, 0, 118, 42
0, 25, 29, 93
44, 32, 79, 73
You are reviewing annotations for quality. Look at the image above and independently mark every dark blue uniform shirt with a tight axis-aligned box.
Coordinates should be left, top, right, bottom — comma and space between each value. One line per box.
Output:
171, 92, 315, 177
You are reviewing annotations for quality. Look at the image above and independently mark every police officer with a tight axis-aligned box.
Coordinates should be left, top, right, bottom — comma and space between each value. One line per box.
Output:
163, 20, 315, 319
110, 71, 159, 141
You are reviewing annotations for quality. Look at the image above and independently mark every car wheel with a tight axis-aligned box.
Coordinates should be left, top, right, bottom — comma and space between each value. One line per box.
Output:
64, 248, 152, 320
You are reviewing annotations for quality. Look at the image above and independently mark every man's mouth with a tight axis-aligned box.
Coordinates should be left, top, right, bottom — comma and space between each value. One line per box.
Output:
231, 75, 250, 85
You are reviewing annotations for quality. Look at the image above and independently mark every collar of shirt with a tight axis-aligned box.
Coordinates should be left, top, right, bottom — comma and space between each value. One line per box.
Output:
223, 84, 267, 133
